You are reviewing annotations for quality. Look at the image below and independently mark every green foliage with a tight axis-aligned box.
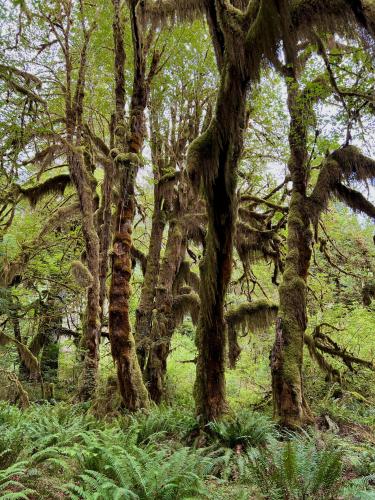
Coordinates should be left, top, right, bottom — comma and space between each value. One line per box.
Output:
24, 403, 95, 452
122, 405, 197, 444
203, 410, 277, 481
0, 461, 35, 499
247, 433, 344, 499
208, 410, 276, 449
65, 440, 214, 500
0, 402, 374, 498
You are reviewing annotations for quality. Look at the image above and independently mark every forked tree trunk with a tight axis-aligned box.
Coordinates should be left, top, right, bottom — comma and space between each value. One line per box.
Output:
136, 93, 204, 394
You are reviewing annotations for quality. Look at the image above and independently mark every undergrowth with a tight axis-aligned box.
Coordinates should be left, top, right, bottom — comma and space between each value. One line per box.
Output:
0, 402, 374, 499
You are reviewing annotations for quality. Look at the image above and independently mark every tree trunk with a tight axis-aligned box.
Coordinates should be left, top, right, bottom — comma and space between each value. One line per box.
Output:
135, 187, 166, 371
11, 313, 28, 380
41, 338, 59, 382
40, 305, 62, 383
108, 0, 149, 410
189, 62, 249, 423
69, 151, 101, 401
144, 219, 186, 403
271, 191, 313, 427
271, 63, 313, 427
59, 10, 101, 401
98, 158, 114, 328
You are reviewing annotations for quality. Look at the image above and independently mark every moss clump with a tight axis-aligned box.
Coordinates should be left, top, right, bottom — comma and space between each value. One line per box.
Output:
110, 148, 120, 159
173, 291, 200, 326
114, 125, 126, 137
71, 260, 93, 288
115, 152, 141, 166
159, 171, 177, 184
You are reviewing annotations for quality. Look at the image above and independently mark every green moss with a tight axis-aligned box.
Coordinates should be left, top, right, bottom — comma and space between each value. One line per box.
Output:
159, 172, 177, 184
187, 127, 213, 188
114, 125, 126, 137
115, 152, 141, 165
110, 148, 120, 159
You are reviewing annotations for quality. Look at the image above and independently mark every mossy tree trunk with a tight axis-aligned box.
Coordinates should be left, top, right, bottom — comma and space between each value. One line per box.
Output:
135, 112, 168, 370
11, 310, 28, 380
108, 0, 155, 410
144, 218, 187, 402
69, 151, 101, 401
135, 92, 202, 379
189, 61, 249, 423
270, 61, 313, 427
135, 185, 166, 371
54, 3, 101, 401
98, 155, 114, 330
40, 332, 60, 382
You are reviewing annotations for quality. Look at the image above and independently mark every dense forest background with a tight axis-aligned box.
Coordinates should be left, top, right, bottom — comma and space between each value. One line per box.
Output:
0, 0, 375, 498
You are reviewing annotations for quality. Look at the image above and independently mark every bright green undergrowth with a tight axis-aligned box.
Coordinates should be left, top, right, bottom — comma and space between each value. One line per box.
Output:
0, 402, 374, 499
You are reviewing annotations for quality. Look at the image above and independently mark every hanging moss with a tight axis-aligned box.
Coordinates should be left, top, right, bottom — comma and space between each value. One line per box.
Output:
173, 291, 200, 326
309, 146, 375, 223
187, 126, 214, 190
225, 300, 278, 368
226, 300, 279, 334
71, 260, 93, 288
0, 332, 40, 380
142, 0, 204, 25
0, 369, 30, 409
334, 184, 375, 219
174, 260, 200, 293
19, 174, 71, 208
362, 281, 375, 306
304, 335, 341, 382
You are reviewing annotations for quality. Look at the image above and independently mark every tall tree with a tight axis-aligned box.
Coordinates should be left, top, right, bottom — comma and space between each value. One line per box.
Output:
108, 0, 160, 409
271, 35, 375, 427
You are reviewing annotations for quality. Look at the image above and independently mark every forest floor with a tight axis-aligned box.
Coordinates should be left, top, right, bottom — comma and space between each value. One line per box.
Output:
1, 332, 375, 499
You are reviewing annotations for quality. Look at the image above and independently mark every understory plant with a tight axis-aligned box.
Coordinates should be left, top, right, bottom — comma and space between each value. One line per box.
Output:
204, 410, 277, 480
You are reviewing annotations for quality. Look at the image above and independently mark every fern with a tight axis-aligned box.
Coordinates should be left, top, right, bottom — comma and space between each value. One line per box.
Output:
120, 405, 197, 445
203, 410, 277, 480
247, 434, 344, 499
0, 403, 24, 467
208, 410, 277, 449
0, 461, 35, 499
64, 440, 213, 499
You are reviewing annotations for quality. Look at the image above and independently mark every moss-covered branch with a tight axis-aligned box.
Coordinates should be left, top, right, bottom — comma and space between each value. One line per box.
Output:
18, 174, 72, 207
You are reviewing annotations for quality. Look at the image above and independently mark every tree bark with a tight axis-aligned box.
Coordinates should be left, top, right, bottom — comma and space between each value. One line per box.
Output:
56, 3, 101, 400
135, 186, 166, 371
98, 157, 114, 328
144, 218, 186, 402
189, 61, 249, 423
69, 151, 101, 401
108, 0, 149, 410
270, 62, 313, 427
